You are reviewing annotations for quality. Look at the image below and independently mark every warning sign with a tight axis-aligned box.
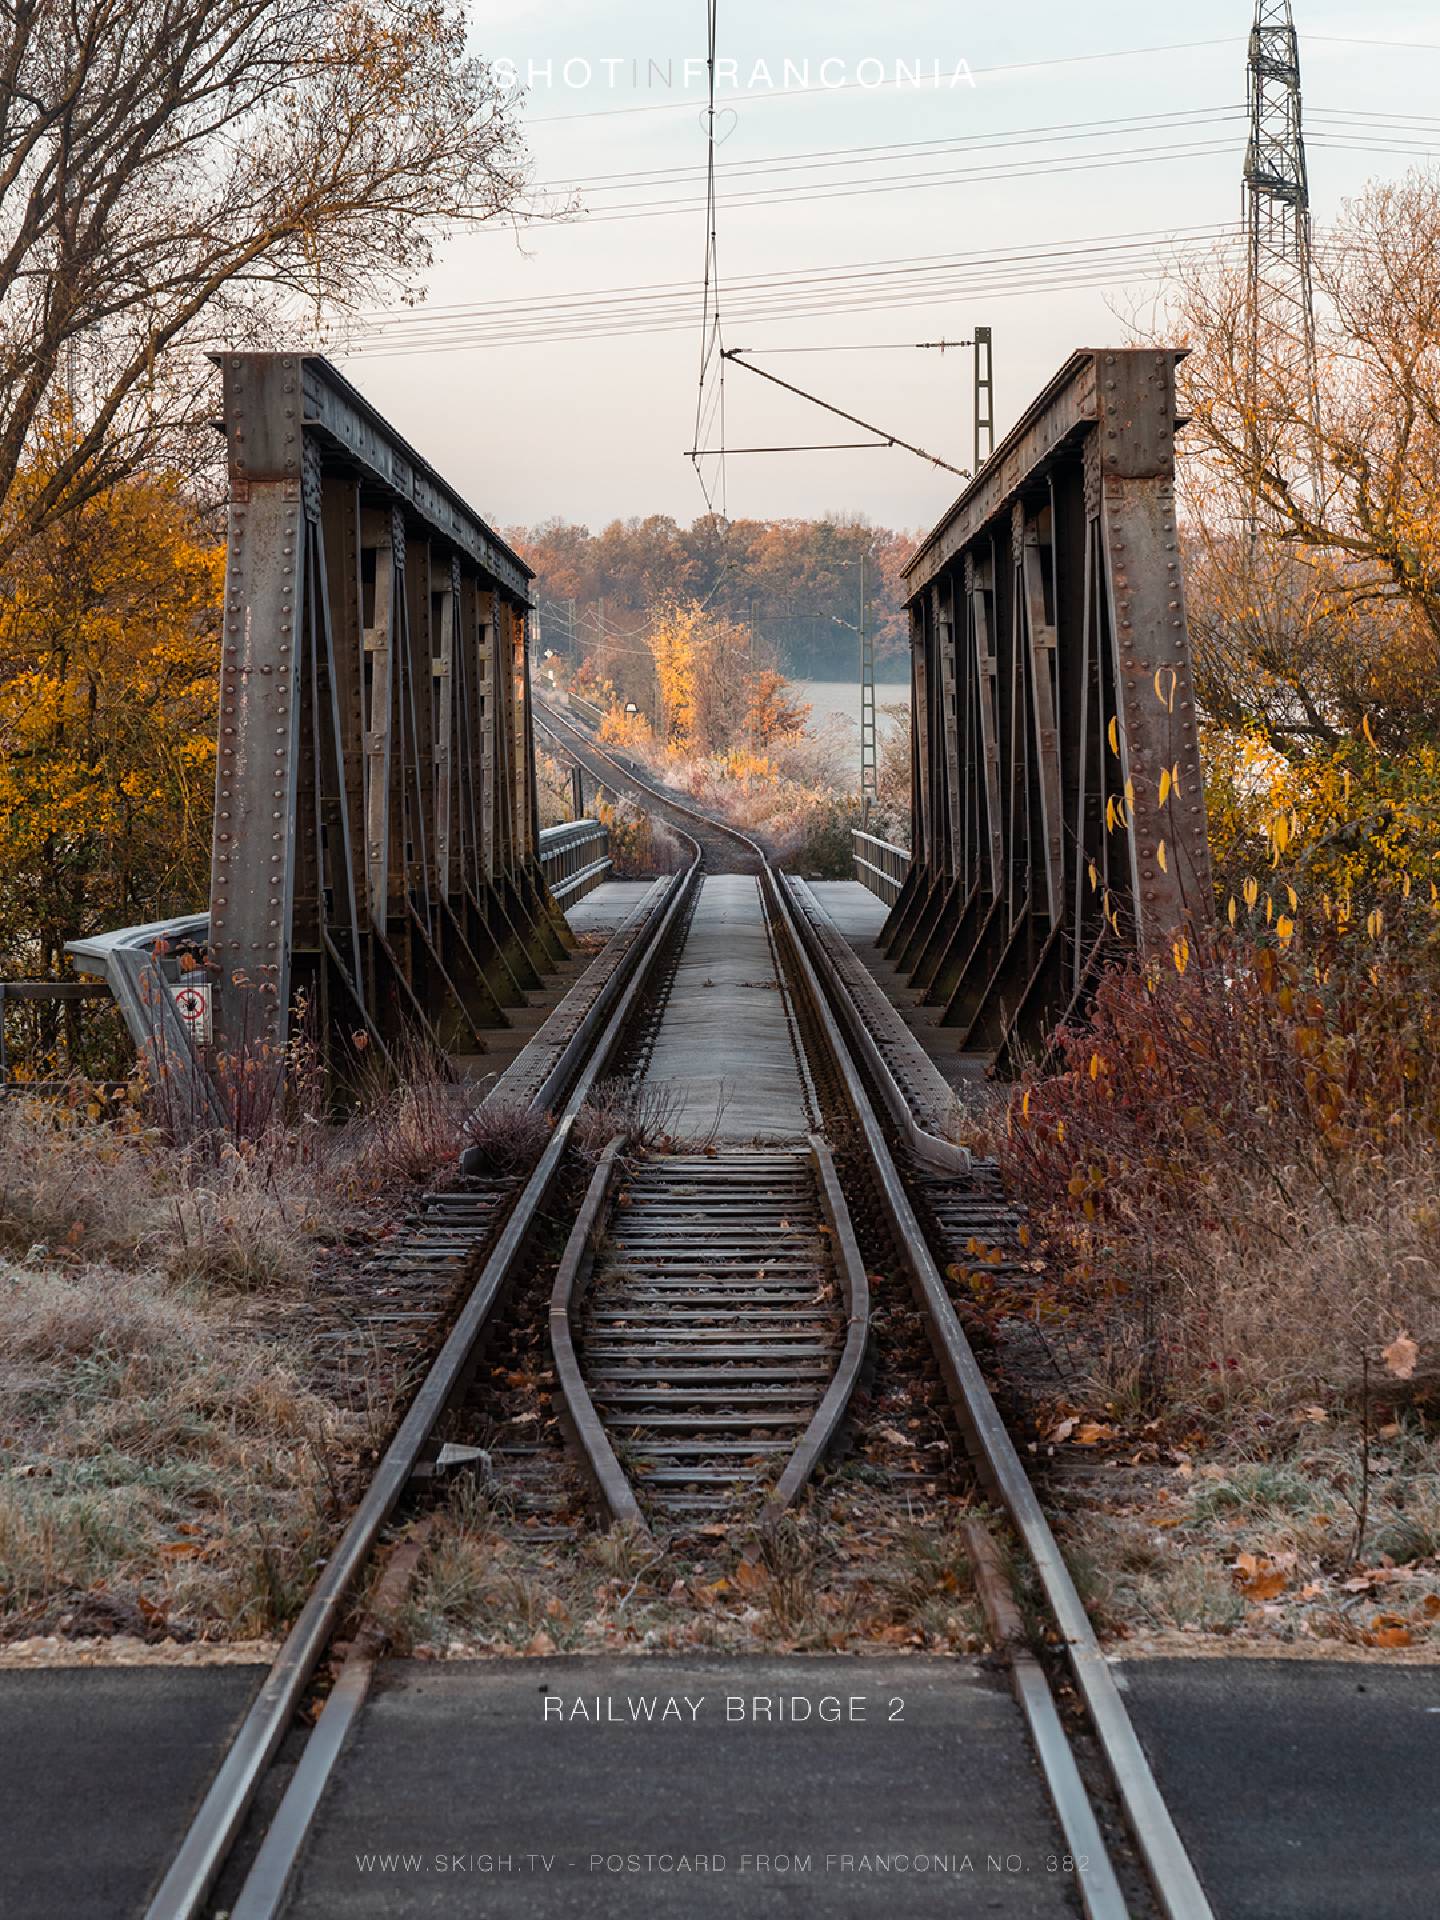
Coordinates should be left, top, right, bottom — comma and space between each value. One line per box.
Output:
169, 979, 212, 1046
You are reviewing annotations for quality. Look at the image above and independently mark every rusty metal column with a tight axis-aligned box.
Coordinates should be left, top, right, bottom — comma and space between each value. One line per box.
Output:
1097, 352, 1212, 949
211, 357, 308, 1064
1019, 502, 1066, 928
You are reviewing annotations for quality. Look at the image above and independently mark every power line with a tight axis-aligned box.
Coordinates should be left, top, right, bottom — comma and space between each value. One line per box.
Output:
532, 104, 1244, 196
340, 220, 1238, 331
330, 229, 1245, 359
511, 132, 1240, 229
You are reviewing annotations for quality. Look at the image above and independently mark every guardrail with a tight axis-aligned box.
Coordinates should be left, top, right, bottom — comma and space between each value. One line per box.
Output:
539, 819, 611, 904
852, 829, 910, 907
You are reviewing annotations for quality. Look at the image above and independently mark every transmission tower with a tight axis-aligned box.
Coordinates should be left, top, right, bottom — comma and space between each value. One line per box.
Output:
1244, 0, 1319, 518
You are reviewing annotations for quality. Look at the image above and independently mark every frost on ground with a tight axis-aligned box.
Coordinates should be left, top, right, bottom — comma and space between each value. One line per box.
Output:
0, 1076, 467, 1646
392, 1478, 990, 1662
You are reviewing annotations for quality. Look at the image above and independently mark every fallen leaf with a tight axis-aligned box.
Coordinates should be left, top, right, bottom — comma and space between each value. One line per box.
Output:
1382, 1331, 1418, 1381
1048, 1416, 1077, 1444
525, 1630, 556, 1656
1073, 1421, 1115, 1446
1233, 1552, 1290, 1600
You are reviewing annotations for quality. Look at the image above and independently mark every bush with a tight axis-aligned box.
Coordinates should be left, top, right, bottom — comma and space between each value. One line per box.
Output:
1000, 928, 1440, 1422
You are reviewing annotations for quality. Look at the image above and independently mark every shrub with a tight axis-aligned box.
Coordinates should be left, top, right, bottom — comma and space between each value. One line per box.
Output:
1001, 928, 1440, 1421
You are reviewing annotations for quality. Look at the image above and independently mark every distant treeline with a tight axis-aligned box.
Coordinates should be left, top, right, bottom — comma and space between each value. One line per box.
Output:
506, 512, 918, 680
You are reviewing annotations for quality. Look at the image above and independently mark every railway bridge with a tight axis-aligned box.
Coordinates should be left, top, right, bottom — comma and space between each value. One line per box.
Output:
17, 350, 1256, 1920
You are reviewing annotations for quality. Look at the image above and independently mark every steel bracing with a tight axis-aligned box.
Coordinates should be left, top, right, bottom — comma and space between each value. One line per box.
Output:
210, 354, 567, 1086
879, 349, 1213, 1071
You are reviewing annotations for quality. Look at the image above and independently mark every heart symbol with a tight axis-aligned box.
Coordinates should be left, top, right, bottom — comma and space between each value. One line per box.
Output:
699, 105, 739, 145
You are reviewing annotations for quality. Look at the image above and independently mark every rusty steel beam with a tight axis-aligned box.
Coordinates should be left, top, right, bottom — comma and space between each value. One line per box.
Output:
209, 353, 553, 1091
888, 347, 1212, 1070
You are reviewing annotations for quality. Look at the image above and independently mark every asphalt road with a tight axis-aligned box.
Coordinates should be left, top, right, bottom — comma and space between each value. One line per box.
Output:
281, 1656, 1081, 1918
4, 1648, 1438, 1916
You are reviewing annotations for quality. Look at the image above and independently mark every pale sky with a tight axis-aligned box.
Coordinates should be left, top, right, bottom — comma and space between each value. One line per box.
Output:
330, 1, 1440, 536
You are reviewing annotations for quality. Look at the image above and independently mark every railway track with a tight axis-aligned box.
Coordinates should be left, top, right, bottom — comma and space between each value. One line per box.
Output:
143, 699, 1213, 1920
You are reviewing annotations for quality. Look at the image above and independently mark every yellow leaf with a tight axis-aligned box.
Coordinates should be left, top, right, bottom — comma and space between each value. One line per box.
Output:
1243, 876, 1259, 910
1362, 712, 1378, 750
1286, 885, 1298, 912
1156, 839, 1168, 873
1021, 1088, 1032, 1120
1172, 936, 1190, 975
1159, 768, 1172, 805
1124, 777, 1135, 814
1107, 715, 1119, 756
1276, 914, 1295, 942
1088, 1052, 1101, 1081
1087, 859, 1099, 891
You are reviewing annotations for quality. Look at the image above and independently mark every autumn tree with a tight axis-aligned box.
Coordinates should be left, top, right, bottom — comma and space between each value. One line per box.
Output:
646, 601, 758, 755
1175, 170, 1440, 753
511, 513, 919, 678
745, 671, 810, 749
0, 0, 532, 558
0, 448, 222, 975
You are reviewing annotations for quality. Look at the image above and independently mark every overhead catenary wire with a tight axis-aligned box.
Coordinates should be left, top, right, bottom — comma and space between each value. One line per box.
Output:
719, 349, 970, 479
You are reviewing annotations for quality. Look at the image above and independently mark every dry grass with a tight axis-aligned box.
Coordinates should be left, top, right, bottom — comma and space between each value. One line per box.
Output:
0, 1056, 473, 1644
0, 1252, 359, 1640
575, 1078, 724, 1159
393, 1470, 988, 1659
1051, 1422, 1440, 1651
1000, 934, 1440, 1423
993, 932, 1440, 1649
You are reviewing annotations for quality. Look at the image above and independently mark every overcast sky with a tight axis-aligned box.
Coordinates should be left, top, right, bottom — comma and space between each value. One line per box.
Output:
330, 2, 1440, 537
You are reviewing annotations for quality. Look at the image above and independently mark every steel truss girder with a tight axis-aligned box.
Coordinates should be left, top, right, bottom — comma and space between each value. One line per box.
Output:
888, 349, 1213, 1070
209, 354, 559, 1086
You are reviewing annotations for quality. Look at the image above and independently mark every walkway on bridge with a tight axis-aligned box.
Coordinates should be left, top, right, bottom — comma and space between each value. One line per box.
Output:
643, 875, 810, 1143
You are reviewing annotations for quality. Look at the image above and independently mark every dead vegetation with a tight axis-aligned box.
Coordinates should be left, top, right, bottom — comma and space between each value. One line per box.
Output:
0, 1057, 474, 1646
391, 1470, 989, 1660
990, 931, 1440, 1652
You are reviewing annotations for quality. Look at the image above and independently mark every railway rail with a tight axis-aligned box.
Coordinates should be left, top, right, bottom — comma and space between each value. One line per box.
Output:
144, 699, 1213, 1920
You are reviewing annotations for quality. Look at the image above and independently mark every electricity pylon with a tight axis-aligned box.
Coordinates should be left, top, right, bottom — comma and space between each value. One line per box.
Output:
1244, 0, 1320, 530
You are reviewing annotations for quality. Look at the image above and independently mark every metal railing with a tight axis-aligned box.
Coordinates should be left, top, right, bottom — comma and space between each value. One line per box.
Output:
539, 819, 611, 904
852, 829, 910, 906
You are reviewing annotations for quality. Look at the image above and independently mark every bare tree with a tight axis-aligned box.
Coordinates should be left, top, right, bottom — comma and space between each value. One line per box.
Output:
1172, 170, 1440, 748
0, 0, 533, 556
